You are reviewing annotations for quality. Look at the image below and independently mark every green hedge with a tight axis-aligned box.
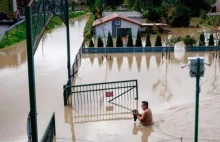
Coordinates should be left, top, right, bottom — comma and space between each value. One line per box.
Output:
83, 14, 95, 41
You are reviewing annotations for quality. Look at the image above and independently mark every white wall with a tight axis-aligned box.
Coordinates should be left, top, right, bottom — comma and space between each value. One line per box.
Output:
120, 20, 140, 37
95, 19, 140, 38
95, 21, 112, 38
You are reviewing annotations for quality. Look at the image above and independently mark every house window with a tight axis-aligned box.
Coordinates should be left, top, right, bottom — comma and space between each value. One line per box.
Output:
115, 20, 121, 25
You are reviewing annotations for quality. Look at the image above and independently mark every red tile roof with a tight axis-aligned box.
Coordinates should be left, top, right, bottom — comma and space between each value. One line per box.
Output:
92, 13, 142, 27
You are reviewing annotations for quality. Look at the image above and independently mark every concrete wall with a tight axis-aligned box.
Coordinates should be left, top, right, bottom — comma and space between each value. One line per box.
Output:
95, 19, 140, 37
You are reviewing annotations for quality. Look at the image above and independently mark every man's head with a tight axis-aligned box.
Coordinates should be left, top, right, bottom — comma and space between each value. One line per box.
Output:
141, 101, 148, 110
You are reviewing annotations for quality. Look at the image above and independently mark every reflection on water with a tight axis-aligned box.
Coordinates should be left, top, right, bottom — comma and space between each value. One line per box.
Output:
0, 41, 27, 69
133, 123, 153, 142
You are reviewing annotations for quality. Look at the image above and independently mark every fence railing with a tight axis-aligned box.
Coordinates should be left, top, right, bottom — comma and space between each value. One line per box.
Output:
41, 112, 56, 142
63, 79, 138, 105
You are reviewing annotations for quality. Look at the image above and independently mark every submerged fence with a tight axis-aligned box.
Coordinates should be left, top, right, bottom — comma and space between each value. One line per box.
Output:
64, 80, 138, 123
41, 112, 56, 142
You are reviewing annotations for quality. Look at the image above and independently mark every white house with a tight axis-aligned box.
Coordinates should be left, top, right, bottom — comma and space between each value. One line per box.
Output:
93, 13, 141, 37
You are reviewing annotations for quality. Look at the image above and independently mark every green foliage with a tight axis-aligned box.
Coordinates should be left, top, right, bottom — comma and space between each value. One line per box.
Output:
107, 31, 114, 47
145, 7, 162, 22
168, 5, 191, 27
83, 14, 95, 41
127, 31, 133, 47
209, 33, 214, 46
145, 31, 151, 47
155, 35, 162, 46
134, 0, 141, 12
89, 39, 94, 47
105, 0, 123, 7
169, 36, 183, 46
183, 35, 196, 46
116, 32, 123, 47
135, 30, 142, 47
200, 9, 207, 21
199, 32, 205, 46
97, 36, 104, 47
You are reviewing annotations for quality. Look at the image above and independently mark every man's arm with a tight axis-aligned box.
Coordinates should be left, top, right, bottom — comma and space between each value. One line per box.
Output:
137, 111, 147, 121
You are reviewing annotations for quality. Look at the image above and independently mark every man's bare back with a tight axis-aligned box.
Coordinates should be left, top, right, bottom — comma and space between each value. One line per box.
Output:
140, 108, 153, 126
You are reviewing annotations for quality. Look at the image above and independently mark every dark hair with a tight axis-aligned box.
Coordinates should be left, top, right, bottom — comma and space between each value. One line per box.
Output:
142, 101, 148, 107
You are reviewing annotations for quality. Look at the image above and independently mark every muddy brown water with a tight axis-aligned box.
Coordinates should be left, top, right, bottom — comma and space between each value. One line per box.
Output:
1, 16, 220, 142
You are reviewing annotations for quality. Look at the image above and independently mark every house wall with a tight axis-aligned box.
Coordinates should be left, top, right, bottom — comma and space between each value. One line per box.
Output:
120, 19, 140, 37
95, 19, 140, 37
217, 0, 220, 12
95, 21, 112, 38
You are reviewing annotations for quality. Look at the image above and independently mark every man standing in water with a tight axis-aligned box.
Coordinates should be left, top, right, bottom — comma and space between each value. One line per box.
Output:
133, 101, 153, 126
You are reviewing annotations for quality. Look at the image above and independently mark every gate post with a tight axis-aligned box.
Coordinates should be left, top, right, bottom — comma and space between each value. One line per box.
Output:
25, 6, 38, 142
65, 0, 71, 86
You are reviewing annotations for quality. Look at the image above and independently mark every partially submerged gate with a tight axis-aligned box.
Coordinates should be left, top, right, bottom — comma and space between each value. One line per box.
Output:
63, 80, 139, 123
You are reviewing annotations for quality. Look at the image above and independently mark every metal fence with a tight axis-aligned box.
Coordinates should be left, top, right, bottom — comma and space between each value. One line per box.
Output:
28, 0, 68, 54
41, 112, 56, 142
64, 80, 138, 123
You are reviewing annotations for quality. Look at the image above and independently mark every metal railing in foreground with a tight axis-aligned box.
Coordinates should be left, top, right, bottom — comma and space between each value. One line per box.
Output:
41, 112, 56, 142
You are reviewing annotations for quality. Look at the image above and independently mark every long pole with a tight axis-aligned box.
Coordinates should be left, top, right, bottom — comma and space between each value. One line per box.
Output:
65, 0, 71, 86
194, 58, 200, 142
25, 6, 38, 142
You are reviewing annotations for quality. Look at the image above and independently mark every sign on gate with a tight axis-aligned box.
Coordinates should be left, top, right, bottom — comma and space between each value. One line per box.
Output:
106, 91, 113, 97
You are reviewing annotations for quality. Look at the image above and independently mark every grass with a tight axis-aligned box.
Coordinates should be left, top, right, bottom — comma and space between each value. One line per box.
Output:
0, 11, 86, 49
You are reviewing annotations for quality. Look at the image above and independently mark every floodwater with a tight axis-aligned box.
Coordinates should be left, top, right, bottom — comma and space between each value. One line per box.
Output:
1, 15, 220, 142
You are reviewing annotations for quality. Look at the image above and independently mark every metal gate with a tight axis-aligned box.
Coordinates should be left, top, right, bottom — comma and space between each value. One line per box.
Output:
63, 80, 138, 123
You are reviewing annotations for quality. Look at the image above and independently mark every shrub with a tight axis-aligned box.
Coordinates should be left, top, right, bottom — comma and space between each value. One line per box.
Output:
145, 31, 151, 47
89, 39, 94, 47
107, 31, 114, 47
127, 31, 133, 47
135, 30, 142, 47
97, 36, 104, 47
183, 35, 196, 47
83, 15, 95, 41
155, 35, 162, 46
209, 33, 214, 46
169, 36, 183, 46
116, 32, 123, 47
199, 32, 205, 46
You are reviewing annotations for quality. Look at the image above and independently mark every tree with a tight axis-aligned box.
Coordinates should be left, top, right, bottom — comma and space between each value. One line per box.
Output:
127, 31, 133, 47
199, 32, 205, 46
116, 32, 123, 47
97, 36, 104, 47
209, 33, 214, 46
167, 5, 191, 27
135, 30, 142, 47
124, 0, 134, 9
89, 39, 94, 47
105, 0, 123, 7
145, 31, 151, 47
107, 31, 114, 47
155, 35, 162, 46
184, 35, 196, 47
134, 0, 141, 13
145, 7, 162, 22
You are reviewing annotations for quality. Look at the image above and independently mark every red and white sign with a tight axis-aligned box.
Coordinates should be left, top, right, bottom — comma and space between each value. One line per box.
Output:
105, 91, 113, 97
